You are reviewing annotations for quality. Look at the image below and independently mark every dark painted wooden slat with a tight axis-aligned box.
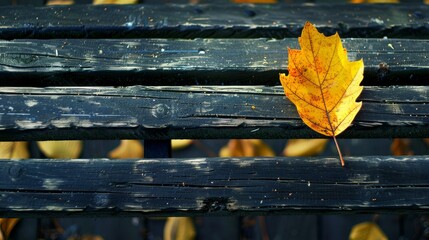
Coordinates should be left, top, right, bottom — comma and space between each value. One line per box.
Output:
0, 4, 428, 39
0, 38, 427, 86
0, 86, 427, 140
0, 156, 429, 217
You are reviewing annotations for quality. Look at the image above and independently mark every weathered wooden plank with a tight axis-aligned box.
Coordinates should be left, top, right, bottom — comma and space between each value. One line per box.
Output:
0, 156, 429, 217
0, 4, 428, 39
0, 38, 428, 86
0, 86, 427, 140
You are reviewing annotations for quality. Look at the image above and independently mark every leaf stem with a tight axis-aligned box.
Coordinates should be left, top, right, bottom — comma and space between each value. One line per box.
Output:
332, 135, 345, 167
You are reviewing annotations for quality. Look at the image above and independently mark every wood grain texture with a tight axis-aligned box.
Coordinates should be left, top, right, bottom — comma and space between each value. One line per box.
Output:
0, 4, 428, 39
0, 156, 428, 217
0, 86, 427, 140
0, 38, 427, 86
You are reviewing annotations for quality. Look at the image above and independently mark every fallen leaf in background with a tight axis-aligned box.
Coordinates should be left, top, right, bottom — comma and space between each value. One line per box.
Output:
349, 222, 387, 240
46, 0, 74, 4
424, 138, 429, 147
109, 140, 144, 159
391, 138, 413, 156
219, 139, 275, 157
172, 140, 193, 150
283, 139, 328, 157
164, 217, 196, 240
37, 141, 83, 159
0, 218, 19, 240
219, 138, 277, 239
0, 142, 29, 159
280, 21, 364, 166
93, 0, 138, 4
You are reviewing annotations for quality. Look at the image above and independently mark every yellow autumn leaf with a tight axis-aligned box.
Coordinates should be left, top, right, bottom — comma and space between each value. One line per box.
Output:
219, 139, 275, 157
349, 222, 387, 240
164, 217, 196, 240
283, 139, 328, 157
37, 141, 82, 159
0, 142, 29, 160
279, 21, 364, 166
109, 140, 144, 159
172, 140, 193, 150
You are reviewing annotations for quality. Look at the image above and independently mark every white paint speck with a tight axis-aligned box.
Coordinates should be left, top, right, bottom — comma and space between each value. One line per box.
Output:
250, 128, 260, 133
307, 181, 311, 187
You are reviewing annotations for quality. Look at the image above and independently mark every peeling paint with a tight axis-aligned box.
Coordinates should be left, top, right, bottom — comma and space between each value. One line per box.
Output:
58, 107, 72, 112
51, 118, 93, 128
43, 178, 64, 190
236, 160, 254, 167
183, 158, 208, 171
389, 103, 404, 114
136, 159, 161, 163
348, 174, 378, 183
24, 100, 38, 107
15, 120, 46, 129
143, 176, 154, 182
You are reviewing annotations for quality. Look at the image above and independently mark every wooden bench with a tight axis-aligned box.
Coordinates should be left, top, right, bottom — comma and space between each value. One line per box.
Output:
0, 2, 428, 218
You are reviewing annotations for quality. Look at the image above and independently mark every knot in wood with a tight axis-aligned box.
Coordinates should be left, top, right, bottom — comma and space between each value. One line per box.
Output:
8, 164, 23, 180
193, 7, 204, 14
244, 9, 256, 18
377, 62, 390, 82
152, 104, 171, 119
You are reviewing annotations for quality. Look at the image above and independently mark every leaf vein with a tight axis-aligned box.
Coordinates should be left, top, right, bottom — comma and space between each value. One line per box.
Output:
332, 103, 361, 134
328, 63, 362, 114
282, 84, 326, 112
289, 54, 319, 88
